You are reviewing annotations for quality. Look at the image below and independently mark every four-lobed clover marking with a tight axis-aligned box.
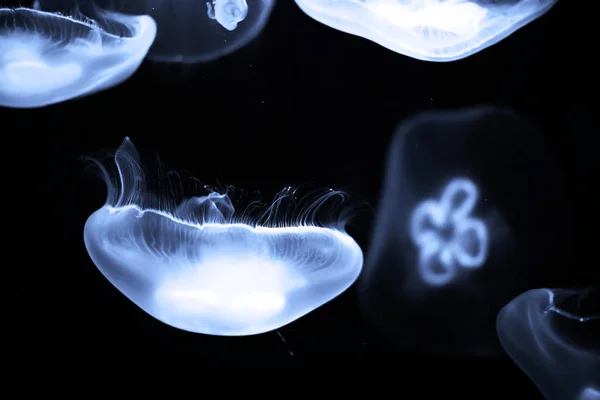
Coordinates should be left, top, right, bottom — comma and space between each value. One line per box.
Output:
409, 177, 488, 286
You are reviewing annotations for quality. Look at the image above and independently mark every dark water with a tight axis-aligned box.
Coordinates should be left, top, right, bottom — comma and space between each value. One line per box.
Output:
7, 0, 595, 392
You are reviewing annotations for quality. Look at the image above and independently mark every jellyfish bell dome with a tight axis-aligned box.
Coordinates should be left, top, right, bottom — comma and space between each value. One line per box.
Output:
83, 138, 363, 336
36, 0, 276, 64
0, 7, 156, 108
497, 288, 600, 400
359, 105, 571, 356
293, 0, 558, 62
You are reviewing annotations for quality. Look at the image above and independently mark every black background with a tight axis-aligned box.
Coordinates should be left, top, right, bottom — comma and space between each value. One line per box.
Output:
9, 0, 595, 391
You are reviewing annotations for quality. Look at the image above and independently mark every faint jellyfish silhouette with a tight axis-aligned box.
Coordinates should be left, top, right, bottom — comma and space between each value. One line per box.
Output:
0, 7, 156, 108
35, 0, 275, 64
497, 288, 600, 400
83, 138, 363, 336
293, 0, 558, 62
359, 105, 571, 356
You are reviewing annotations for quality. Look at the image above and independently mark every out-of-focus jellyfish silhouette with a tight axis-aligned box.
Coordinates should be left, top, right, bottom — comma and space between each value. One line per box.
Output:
359, 105, 571, 356
83, 138, 363, 336
0, 7, 156, 108
497, 288, 599, 400
35, 0, 275, 63
293, 0, 558, 62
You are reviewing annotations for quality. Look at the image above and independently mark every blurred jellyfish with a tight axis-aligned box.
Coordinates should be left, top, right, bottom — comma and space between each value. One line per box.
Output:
83, 138, 363, 336
497, 288, 599, 400
0, 7, 156, 108
35, 0, 275, 64
581, 388, 600, 400
293, 0, 558, 62
359, 105, 571, 356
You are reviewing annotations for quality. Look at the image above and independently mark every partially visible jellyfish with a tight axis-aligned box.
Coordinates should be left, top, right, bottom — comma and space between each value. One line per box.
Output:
0, 7, 156, 108
497, 288, 599, 400
293, 0, 558, 62
83, 138, 363, 336
581, 388, 600, 400
35, 0, 275, 64
359, 105, 571, 356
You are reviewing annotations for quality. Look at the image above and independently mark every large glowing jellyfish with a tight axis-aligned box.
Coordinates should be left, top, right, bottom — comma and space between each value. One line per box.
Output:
497, 288, 599, 400
35, 0, 275, 63
83, 138, 363, 336
293, 0, 558, 62
358, 105, 571, 356
0, 7, 156, 108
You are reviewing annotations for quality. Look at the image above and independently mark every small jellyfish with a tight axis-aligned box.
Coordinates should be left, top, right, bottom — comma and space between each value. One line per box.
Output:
497, 288, 600, 400
359, 105, 571, 356
36, 0, 275, 64
83, 138, 363, 336
293, 0, 558, 62
0, 7, 156, 108
206, 0, 249, 31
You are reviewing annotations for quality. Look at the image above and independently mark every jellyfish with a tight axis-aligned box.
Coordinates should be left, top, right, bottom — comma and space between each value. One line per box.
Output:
82, 138, 363, 336
358, 105, 571, 356
293, 0, 558, 62
35, 0, 275, 64
0, 7, 156, 108
496, 288, 600, 400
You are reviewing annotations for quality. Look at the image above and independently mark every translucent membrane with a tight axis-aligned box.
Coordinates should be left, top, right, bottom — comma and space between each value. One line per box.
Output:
0, 7, 156, 108
359, 105, 571, 356
293, 0, 558, 62
83, 138, 363, 336
497, 288, 599, 400
36, 0, 275, 64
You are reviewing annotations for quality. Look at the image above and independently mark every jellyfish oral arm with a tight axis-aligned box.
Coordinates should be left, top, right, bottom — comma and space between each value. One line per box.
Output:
206, 0, 249, 31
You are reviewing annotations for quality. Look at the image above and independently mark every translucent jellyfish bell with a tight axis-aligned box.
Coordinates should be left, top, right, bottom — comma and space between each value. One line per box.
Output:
358, 105, 571, 356
0, 7, 156, 108
293, 0, 558, 62
83, 138, 363, 336
497, 288, 600, 400
36, 0, 275, 64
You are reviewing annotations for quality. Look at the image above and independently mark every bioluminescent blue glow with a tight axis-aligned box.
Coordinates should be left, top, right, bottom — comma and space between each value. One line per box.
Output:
497, 288, 600, 400
410, 177, 488, 286
580, 387, 600, 400
36, 0, 275, 64
0, 7, 156, 108
358, 105, 571, 356
83, 138, 363, 336
293, 0, 558, 62
207, 0, 249, 31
